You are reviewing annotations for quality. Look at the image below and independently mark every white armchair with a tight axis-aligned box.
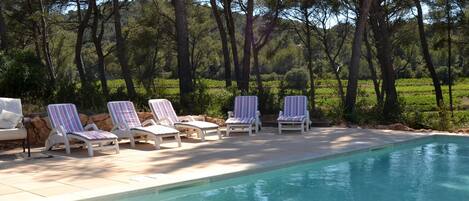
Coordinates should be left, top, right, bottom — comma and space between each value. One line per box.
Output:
0, 98, 30, 156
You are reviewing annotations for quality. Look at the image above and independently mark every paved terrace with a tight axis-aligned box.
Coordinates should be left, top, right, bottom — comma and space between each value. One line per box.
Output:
0, 127, 438, 201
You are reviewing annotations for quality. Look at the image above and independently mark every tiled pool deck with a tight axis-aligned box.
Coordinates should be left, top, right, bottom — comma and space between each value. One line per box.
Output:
0, 127, 451, 201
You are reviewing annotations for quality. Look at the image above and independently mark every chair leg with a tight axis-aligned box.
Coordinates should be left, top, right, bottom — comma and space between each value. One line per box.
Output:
154, 137, 162, 149
255, 123, 259, 134
22, 139, 26, 153
129, 136, 136, 148
278, 123, 282, 135
86, 142, 94, 157
248, 125, 253, 136
64, 139, 71, 155
200, 130, 205, 141
226, 125, 230, 136
301, 123, 304, 134
217, 128, 222, 140
175, 134, 182, 147
44, 139, 52, 151
26, 134, 31, 157
114, 140, 120, 154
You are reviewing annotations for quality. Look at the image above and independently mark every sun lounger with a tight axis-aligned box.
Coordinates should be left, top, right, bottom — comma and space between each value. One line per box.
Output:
149, 99, 221, 141
45, 104, 119, 157
108, 101, 181, 149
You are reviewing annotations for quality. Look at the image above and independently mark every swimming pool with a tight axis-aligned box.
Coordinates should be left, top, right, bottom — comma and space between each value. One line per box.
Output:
94, 136, 469, 201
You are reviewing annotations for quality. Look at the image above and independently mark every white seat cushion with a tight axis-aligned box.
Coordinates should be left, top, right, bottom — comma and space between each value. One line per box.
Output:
175, 121, 219, 129
0, 128, 27, 141
0, 110, 22, 129
131, 125, 179, 136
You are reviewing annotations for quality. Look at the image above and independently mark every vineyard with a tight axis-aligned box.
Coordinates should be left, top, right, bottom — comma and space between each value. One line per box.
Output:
106, 78, 469, 128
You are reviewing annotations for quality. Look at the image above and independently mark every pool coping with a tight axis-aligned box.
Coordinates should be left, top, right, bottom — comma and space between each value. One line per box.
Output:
42, 132, 465, 201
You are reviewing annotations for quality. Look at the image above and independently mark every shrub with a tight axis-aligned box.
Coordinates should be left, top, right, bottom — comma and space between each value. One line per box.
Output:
0, 51, 49, 99
436, 66, 460, 85
284, 68, 309, 91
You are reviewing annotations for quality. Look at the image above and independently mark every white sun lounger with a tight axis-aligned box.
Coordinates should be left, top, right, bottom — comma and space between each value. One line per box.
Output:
108, 101, 181, 149
148, 99, 221, 141
45, 104, 119, 157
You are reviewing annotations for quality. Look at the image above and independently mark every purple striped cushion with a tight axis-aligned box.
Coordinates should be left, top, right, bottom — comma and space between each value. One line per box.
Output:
69, 130, 117, 140
107, 101, 142, 129
277, 115, 306, 122
233, 96, 257, 119
226, 117, 255, 124
148, 99, 179, 125
283, 96, 307, 116
48, 104, 84, 133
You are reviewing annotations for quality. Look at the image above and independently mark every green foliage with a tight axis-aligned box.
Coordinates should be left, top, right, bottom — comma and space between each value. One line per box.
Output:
436, 66, 460, 85
0, 51, 49, 99
284, 68, 309, 91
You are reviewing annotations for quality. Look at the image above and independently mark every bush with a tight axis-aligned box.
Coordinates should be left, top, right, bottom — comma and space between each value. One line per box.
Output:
436, 66, 460, 85
284, 68, 309, 91
0, 51, 49, 99
260, 72, 281, 81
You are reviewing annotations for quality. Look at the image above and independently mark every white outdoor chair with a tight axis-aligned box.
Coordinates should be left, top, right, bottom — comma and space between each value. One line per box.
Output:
277, 96, 310, 134
108, 101, 181, 149
225, 96, 261, 136
45, 104, 119, 157
0, 97, 29, 156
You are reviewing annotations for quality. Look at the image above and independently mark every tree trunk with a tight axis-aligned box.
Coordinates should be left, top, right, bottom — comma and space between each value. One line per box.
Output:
240, 0, 254, 92
0, 2, 8, 51
301, 6, 316, 111
91, 0, 109, 97
369, 1, 398, 119
223, 0, 241, 89
210, 0, 232, 87
344, 0, 372, 117
252, 47, 263, 92
75, 0, 92, 90
26, 0, 42, 60
364, 26, 381, 104
112, 0, 137, 99
39, 0, 55, 86
326, 54, 345, 103
414, 0, 444, 108
173, 0, 194, 111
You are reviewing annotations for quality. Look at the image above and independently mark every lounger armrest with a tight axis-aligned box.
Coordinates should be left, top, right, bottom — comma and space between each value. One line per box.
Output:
178, 115, 195, 122
228, 111, 234, 118
84, 123, 99, 131
156, 118, 172, 126
142, 119, 157, 126
278, 111, 283, 116
53, 126, 67, 137
111, 123, 129, 131
256, 111, 261, 117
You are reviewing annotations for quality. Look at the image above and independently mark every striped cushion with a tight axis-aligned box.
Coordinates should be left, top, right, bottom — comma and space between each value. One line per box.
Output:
48, 104, 84, 133
226, 117, 255, 124
148, 99, 179, 125
107, 101, 142, 129
277, 115, 306, 122
283, 96, 307, 116
233, 96, 258, 119
69, 130, 117, 140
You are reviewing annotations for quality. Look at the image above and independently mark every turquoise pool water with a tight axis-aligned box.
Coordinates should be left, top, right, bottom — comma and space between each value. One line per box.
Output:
110, 137, 469, 201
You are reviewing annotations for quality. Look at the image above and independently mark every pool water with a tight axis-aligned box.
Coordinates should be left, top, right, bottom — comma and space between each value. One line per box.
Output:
112, 137, 469, 201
